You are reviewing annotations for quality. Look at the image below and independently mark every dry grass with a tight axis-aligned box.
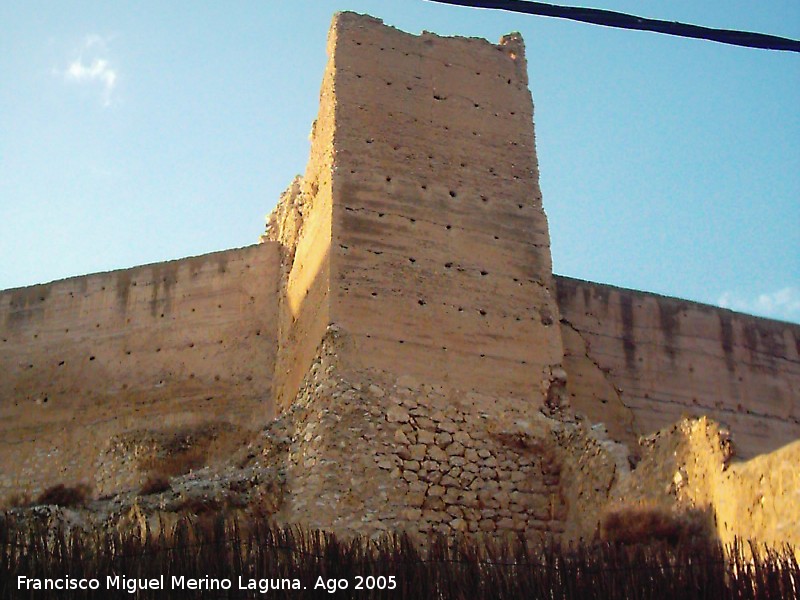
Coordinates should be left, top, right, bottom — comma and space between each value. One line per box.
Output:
600, 501, 710, 545
138, 445, 206, 477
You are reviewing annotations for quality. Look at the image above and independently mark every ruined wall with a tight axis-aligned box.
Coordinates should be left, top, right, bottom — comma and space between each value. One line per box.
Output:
0, 244, 280, 498
716, 437, 800, 547
555, 276, 800, 457
254, 13, 800, 542
327, 13, 564, 403
265, 330, 572, 541
269, 175, 333, 413
268, 20, 340, 412
610, 417, 800, 549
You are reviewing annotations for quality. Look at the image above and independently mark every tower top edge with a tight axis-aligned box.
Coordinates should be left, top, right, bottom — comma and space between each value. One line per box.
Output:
330, 10, 526, 52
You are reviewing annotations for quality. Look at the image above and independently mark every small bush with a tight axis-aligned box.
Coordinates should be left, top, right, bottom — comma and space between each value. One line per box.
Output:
140, 474, 170, 495
35, 484, 90, 508
139, 445, 206, 477
227, 478, 251, 494
600, 502, 709, 545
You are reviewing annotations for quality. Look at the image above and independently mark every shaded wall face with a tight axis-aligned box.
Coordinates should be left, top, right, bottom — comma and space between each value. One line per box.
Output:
556, 276, 800, 457
0, 244, 280, 497
328, 14, 563, 402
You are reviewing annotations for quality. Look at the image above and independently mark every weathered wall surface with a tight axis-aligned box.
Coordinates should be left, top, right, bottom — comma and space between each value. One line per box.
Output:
267, 12, 340, 412
555, 276, 800, 457
611, 417, 800, 549
265, 331, 575, 541
0, 244, 279, 498
717, 436, 800, 547
327, 13, 564, 404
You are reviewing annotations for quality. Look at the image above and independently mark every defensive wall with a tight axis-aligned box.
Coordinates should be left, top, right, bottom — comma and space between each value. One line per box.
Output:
0, 11, 798, 544
0, 244, 279, 497
556, 276, 800, 458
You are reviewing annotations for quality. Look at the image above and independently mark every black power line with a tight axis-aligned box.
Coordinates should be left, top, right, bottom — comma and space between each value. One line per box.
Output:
426, 0, 800, 52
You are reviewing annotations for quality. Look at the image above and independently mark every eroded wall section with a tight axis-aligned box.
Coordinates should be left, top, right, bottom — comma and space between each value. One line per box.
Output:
328, 13, 564, 402
610, 417, 800, 549
268, 14, 339, 411
556, 276, 800, 457
0, 244, 279, 497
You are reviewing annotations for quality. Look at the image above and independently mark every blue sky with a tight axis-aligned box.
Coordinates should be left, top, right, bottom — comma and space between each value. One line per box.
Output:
1, 1, 798, 323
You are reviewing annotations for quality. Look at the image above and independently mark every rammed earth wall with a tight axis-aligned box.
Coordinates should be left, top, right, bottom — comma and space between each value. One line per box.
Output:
555, 276, 800, 458
267, 12, 565, 412
0, 244, 280, 498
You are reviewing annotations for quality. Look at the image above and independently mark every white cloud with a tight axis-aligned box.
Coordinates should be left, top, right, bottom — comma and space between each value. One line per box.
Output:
718, 287, 800, 322
83, 34, 108, 50
60, 35, 118, 106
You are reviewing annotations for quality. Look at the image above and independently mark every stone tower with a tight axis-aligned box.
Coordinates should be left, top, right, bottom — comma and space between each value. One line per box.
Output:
264, 12, 571, 538
270, 12, 565, 412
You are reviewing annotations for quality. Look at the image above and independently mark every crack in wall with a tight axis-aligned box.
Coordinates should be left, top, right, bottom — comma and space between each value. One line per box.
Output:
560, 316, 638, 438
